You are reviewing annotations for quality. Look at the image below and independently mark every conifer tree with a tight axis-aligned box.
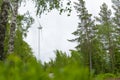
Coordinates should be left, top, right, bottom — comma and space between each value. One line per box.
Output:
69, 0, 95, 71
95, 3, 116, 73
112, 1, 120, 72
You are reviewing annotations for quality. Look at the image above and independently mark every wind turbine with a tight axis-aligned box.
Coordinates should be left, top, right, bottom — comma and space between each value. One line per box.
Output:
37, 17, 43, 60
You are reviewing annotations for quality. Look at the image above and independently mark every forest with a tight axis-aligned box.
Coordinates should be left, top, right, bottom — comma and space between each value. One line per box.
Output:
0, 0, 120, 80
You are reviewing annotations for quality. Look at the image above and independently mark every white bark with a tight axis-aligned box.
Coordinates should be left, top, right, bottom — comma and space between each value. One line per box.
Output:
0, 0, 11, 60
8, 0, 18, 53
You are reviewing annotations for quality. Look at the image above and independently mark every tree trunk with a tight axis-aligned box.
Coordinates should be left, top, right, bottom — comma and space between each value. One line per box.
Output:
8, 0, 18, 53
0, 0, 10, 60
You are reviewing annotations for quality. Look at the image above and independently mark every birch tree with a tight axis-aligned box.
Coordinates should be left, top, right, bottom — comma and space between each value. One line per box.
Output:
0, 0, 11, 60
8, 0, 19, 53
0, 0, 72, 60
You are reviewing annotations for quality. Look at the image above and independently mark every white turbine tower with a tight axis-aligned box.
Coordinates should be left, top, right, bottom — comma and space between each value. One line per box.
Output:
112, 0, 120, 6
37, 17, 43, 60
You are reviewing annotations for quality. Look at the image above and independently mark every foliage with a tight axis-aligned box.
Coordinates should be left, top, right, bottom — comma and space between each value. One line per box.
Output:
95, 73, 116, 80
1, 0, 120, 80
68, 0, 120, 75
33, 0, 72, 16
69, 0, 99, 73
112, 1, 120, 74
94, 3, 115, 73
44, 50, 93, 80
17, 12, 34, 37
0, 0, 72, 60
0, 50, 93, 80
14, 29, 33, 61
53, 64, 91, 80
0, 54, 49, 80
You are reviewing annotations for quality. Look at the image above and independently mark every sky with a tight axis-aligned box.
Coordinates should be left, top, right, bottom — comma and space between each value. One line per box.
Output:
19, 0, 112, 63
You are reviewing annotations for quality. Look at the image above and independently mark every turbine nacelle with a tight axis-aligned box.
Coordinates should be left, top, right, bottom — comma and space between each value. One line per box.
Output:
38, 26, 42, 30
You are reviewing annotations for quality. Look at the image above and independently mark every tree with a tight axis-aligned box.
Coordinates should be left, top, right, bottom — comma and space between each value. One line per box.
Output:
0, 0, 11, 60
95, 3, 116, 73
0, 0, 72, 60
112, 1, 120, 73
8, 0, 19, 53
69, 0, 95, 72
44, 50, 92, 80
